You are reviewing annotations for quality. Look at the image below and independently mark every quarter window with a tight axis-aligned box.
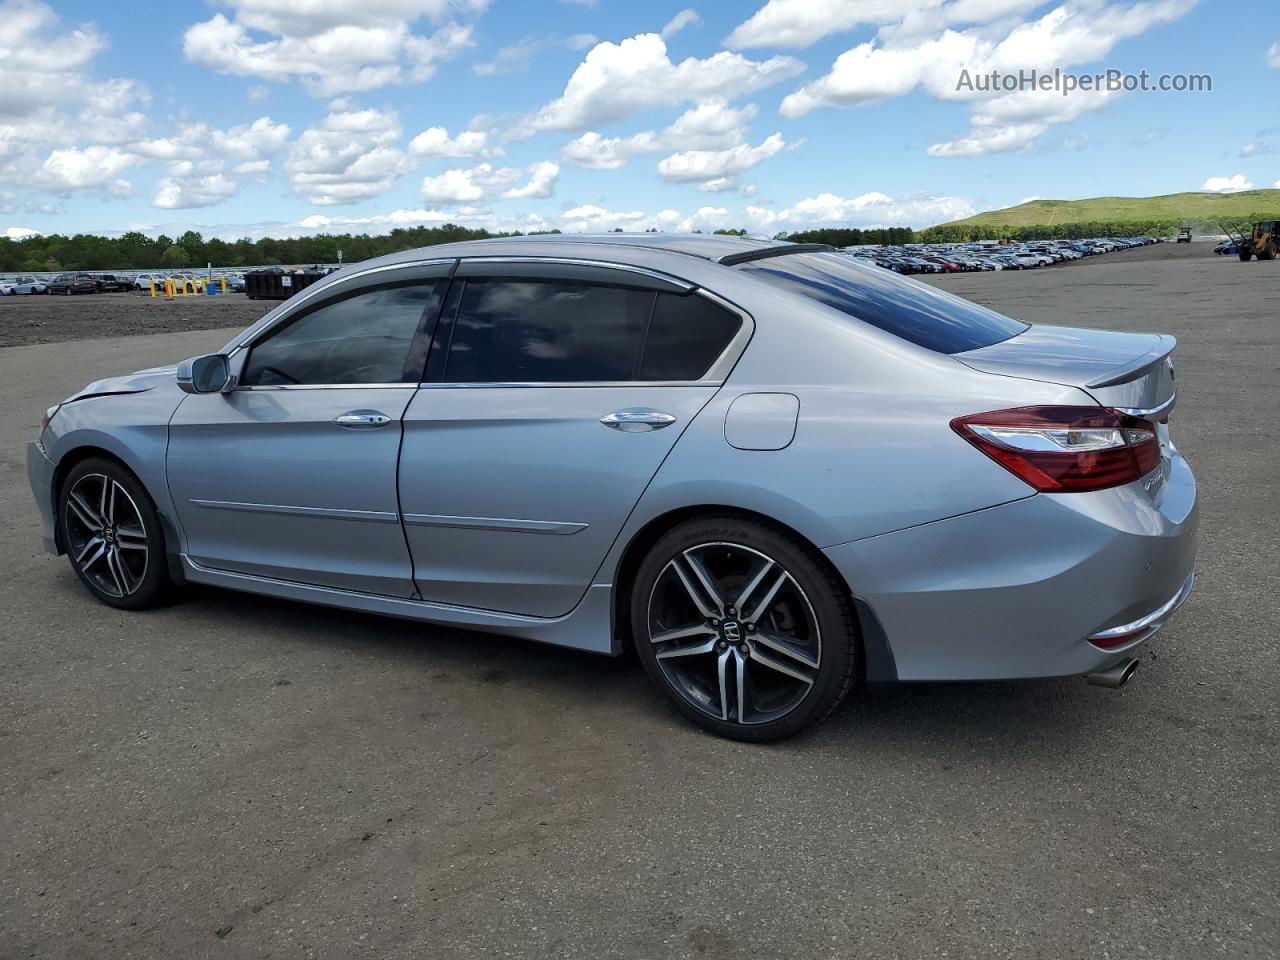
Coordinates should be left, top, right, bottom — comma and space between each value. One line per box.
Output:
242, 282, 442, 386
639, 293, 742, 381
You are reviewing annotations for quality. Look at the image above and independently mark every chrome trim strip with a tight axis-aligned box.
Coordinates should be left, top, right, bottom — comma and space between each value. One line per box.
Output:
190, 499, 400, 523
1116, 393, 1176, 419
457, 256, 695, 291
1089, 571, 1194, 640
234, 383, 415, 391
401, 513, 587, 535
417, 380, 713, 389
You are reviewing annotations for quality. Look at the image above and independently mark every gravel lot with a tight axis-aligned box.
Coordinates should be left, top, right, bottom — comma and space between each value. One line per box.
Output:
0, 291, 272, 348
2, 242, 1277, 959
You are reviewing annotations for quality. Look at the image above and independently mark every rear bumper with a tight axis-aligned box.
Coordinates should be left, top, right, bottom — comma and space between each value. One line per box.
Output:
26, 441, 59, 555
825, 451, 1198, 681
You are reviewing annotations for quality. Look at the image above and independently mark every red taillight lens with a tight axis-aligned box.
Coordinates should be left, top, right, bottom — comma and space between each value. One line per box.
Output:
951, 405, 1159, 493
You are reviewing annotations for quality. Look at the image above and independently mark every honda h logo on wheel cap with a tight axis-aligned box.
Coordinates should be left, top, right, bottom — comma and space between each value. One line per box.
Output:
722, 621, 741, 642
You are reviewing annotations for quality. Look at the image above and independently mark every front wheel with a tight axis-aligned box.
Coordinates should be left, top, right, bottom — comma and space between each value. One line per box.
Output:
1239, 247, 1253, 262
631, 516, 858, 742
59, 458, 171, 610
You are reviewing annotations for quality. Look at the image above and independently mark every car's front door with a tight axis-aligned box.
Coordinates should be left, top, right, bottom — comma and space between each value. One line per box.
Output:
167, 266, 451, 595
398, 260, 748, 618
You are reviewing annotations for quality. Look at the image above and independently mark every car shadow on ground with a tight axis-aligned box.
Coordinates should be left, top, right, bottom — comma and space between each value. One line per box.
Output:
142, 577, 1127, 761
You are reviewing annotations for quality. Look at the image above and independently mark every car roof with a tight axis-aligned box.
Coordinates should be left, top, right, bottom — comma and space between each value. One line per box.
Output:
354, 233, 812, 273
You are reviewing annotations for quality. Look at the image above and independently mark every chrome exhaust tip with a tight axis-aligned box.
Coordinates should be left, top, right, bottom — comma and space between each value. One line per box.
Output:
1086, 657, 1140, 689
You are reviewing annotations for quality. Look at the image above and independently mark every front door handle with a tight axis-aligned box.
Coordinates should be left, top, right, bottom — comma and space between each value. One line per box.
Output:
333, 410, 392, 429
600, 409, 677, 433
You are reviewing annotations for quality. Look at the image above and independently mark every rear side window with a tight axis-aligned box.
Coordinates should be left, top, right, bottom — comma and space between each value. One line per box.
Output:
639, 294, 742, 380
447, 280, 653, 383
736, 253, 1026, 354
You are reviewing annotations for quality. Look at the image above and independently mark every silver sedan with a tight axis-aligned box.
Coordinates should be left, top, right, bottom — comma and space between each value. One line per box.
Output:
27, 235, 1197, 740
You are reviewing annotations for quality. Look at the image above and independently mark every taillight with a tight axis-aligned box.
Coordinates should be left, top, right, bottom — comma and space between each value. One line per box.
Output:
951, 405, 1160, 493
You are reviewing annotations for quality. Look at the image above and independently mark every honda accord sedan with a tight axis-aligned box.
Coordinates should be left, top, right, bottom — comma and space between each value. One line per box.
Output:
27, 235, 1197, 741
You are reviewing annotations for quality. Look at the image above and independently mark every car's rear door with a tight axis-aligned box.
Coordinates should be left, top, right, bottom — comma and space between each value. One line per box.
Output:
397, 259, 749, 618
167, 262, 452, 595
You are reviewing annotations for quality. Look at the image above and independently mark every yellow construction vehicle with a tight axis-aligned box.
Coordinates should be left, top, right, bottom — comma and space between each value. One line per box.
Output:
1226, 219, 1279, 261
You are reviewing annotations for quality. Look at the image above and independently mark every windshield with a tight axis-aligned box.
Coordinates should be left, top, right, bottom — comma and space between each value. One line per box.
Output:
735, 252, 1028, 354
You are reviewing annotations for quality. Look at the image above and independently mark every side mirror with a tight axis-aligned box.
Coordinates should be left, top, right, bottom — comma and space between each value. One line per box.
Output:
177, 354, 231, 394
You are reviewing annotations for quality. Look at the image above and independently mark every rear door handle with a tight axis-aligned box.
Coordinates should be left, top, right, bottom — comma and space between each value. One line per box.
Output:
333, 410, 392, 429
600, 409, 677, 432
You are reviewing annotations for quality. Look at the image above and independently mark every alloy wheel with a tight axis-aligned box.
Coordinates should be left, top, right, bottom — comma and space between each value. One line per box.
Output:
646, 542, 821, 726
64, 473, 149, 598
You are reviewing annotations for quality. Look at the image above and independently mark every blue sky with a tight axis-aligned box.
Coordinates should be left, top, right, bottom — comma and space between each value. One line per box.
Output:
1, 0, 1276, 240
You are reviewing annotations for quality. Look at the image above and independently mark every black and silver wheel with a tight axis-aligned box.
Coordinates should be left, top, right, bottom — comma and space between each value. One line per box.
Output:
632, 516, 858, 742
60, 458, 169, 609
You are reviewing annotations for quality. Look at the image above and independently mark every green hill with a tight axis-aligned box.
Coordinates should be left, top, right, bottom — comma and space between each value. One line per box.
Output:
940, 190, 1280, 229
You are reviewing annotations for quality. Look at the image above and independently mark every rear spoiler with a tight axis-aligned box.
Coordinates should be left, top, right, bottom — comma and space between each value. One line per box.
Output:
1085, 334, 1177, 389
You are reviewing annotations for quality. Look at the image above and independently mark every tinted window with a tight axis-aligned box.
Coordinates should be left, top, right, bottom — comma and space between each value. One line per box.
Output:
243, 282, 440, 385
639, 293, 742, 380
737, 253, 1026, 354
446, 280, 653, 383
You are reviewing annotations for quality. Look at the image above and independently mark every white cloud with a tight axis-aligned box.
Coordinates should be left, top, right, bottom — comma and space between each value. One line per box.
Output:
726, 0, 1051, 49
5, 225, 41, 239
502, 160, 559, 199
473, 37, 540, 76
657, 132, 787, 189
153, 173, 239, 209
34, 145, 141, 193
661, 9, 701, 40
745, 190, 976, 230
419, 160, 559, 202
727, 0, 906, 48
515, 33, 802, 134
1201, 174, 1253, 194
129, 116, 291, 208
285, 105, 412, 204
182, 0, 483, 96
408, 125, 499, 158
777, 1, 1196, 157
560, 100, 759, 170
0, 1, 151, 192
1269, 42, 1280, 68
419, 162, 521, 202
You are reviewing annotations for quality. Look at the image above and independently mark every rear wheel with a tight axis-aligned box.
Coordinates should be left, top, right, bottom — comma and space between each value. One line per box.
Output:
631, 516, 858, 742
1258, 242, 1276, 261
59, 458, 170, 610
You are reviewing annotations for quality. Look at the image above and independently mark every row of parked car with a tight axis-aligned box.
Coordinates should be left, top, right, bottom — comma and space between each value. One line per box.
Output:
0, 272, 249, 295
845, 236, 1163, 274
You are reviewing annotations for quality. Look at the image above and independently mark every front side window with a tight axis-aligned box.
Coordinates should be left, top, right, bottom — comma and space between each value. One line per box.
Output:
736, 253, 1027, 354
243, 282, 442, 385
446, 280, 653, 383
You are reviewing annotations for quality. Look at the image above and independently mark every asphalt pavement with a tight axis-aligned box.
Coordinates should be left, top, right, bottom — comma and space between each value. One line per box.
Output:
1, 242, 1276, 959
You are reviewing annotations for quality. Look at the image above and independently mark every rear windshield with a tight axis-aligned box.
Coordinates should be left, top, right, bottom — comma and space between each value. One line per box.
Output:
736, 253, 1027, 354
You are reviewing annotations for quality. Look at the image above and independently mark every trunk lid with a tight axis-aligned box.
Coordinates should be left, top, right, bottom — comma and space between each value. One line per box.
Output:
956, 324, 1176, 414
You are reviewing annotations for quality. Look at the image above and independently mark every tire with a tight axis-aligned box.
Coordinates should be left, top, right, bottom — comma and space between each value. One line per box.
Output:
59, 457, 171, 610
1239, 247, 1253, 262
631, 515, 858, 742
1259, 243, 1276, 261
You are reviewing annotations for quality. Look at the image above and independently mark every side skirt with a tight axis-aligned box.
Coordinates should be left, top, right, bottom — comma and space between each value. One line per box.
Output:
179, 556, 617, 655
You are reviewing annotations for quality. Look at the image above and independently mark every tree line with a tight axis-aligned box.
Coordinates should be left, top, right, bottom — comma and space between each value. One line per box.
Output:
4, 214, 1274, 274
